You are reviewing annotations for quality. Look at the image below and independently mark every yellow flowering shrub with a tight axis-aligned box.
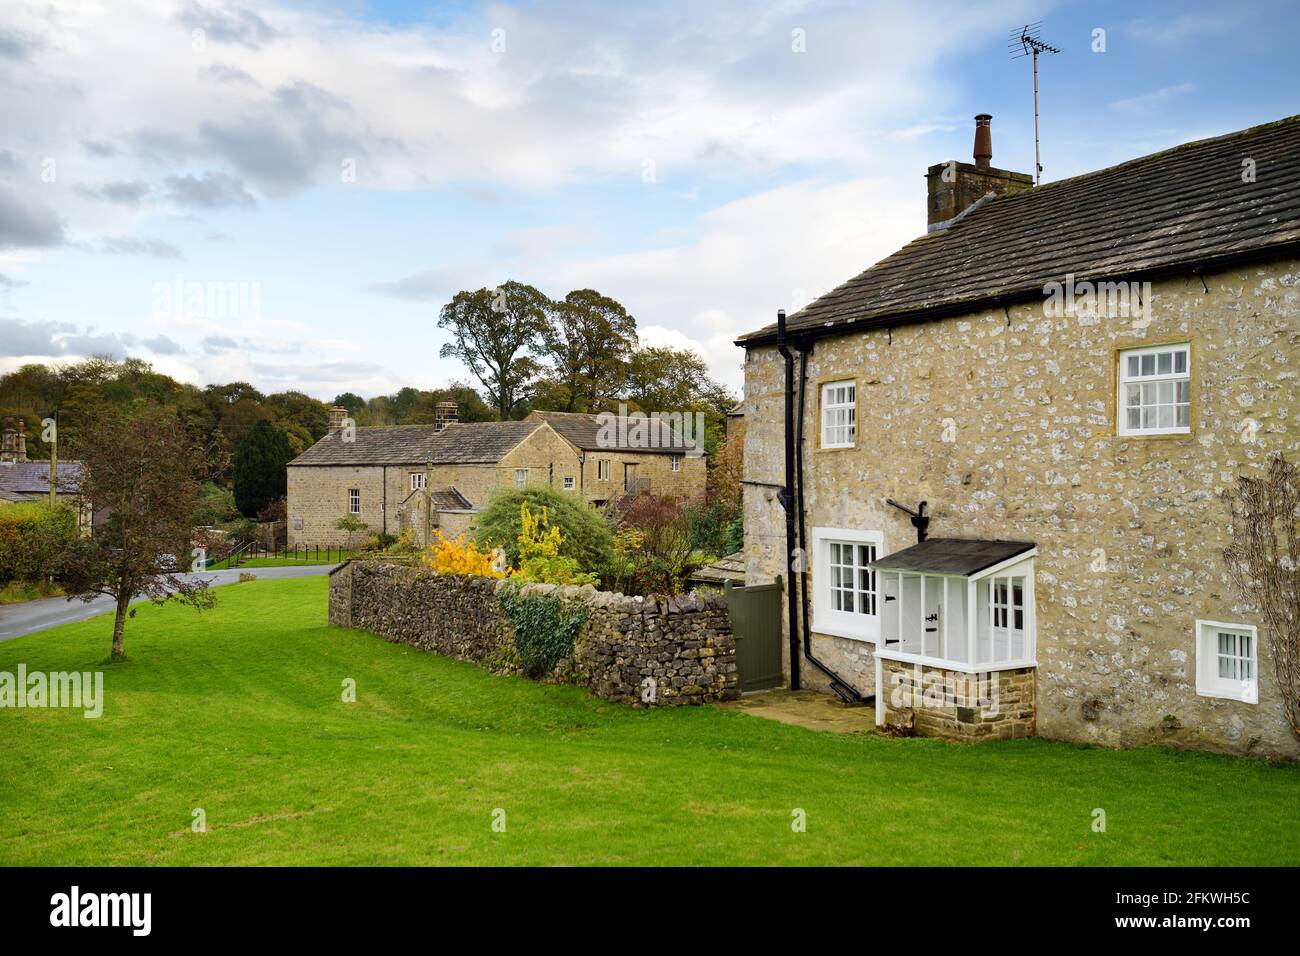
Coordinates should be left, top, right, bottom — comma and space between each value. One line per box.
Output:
420, 530, 504, 578
512, 502, 598, 586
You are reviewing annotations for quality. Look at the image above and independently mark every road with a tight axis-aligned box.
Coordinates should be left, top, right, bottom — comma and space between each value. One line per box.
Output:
0, 564, 337, 642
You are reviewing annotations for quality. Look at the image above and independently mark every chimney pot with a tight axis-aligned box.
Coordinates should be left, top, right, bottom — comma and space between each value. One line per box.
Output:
973, 113, 993, 170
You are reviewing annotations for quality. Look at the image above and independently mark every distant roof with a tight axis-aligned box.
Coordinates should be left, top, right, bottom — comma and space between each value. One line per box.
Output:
727, 402, 744, 417
870, 538, 1035, 577
398, 486, 475, 511
526, 410, 697, 454
289, 421, 541, 467
0, 460, 83, 495
739, 115, 1300, 345
0, 489, 35, 503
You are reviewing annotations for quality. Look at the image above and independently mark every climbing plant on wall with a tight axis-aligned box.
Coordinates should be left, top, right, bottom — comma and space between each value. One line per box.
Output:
497, 583, 589, 678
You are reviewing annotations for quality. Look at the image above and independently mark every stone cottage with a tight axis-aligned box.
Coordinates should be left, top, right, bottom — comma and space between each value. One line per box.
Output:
735, 113, 1300, 758
287, 406, 706, 547
0, 418, 91, 530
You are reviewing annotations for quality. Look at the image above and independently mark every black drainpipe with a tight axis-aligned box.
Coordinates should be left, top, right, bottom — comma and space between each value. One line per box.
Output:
794, 339, 866, 704
776, 311, 802, 691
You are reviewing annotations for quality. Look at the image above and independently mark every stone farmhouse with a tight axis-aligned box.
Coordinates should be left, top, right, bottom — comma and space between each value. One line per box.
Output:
735, 114, 1300, 758
287, 405, 706, 547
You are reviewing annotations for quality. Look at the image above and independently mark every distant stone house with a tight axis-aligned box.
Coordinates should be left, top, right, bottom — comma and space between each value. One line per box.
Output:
0, 419, 90, 530
287, 406, 705, 547
735, 114, 1300, 758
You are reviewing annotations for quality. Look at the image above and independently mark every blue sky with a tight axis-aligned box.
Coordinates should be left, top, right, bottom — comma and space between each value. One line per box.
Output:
2, 0, 1298, 400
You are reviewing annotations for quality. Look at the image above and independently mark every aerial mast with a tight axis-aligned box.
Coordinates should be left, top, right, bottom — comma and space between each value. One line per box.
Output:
1009, 21, 1060, 186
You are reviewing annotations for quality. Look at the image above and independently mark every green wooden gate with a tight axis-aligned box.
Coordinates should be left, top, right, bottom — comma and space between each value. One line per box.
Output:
724, 576, 784, 692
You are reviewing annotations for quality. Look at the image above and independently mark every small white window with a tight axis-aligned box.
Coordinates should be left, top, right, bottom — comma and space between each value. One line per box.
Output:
1118, 343, 1190, 435
348, 488, 360, 514
670, 455, 682, 472
410, 472, 426, 491
596, 460, 610, 481
1196, 620, 1258, 703
821, 380, 856, 448
563, 476, 575, 490
811, 527, 882, 641
514, 469, 528, 488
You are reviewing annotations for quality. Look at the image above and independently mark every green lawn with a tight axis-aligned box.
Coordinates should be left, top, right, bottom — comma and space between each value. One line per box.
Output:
2, 576, 1298, 866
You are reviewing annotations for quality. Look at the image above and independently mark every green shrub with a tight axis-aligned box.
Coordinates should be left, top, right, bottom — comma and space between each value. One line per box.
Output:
686, 501, 739, 553
475, 486, 614, 574
0, 503, 78, 587
498, 583, 588, 678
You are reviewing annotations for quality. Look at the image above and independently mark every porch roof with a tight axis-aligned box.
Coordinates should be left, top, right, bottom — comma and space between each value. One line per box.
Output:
870, 538, 1035, 577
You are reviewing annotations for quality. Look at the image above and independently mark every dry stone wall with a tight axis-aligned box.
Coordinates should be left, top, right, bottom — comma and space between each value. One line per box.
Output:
328, 559, 738, 706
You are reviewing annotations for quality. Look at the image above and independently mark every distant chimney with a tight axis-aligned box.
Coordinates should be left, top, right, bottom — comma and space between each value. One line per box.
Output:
328, 406, 349, 433
1, 418, 26, 463
925, 114, 1032, 232
434, 401, 459, 433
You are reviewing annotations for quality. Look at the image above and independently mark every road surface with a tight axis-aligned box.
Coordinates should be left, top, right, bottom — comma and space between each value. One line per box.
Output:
0, 564, 337, 642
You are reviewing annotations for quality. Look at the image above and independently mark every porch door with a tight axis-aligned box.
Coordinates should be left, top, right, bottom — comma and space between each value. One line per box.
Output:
624, 463, 637, 492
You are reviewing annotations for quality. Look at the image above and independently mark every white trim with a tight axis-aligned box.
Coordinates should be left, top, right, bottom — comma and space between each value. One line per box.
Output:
874, 653, 884, 727
875, 648, 1037, 675
562, 476, 576, 490
810, 526, 883, 642
1195, 619, 1258, 703
347, 488, 360, 514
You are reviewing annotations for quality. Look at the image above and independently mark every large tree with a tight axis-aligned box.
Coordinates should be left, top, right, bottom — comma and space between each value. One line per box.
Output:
437, 281, 549, 419
535, 289, 638, 412
56, 405, 215, 660
232, 418, 296, 517
623, 344, 734, 417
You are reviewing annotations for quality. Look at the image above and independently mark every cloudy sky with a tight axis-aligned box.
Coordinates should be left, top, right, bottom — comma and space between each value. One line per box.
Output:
2, 0, 1298, 400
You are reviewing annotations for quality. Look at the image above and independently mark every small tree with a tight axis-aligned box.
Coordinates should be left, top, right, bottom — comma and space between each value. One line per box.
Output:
56, 405, 215, 660
335, 514, 368, 551
474, 485, 613, 572
1222, 453, 1300, 741
232, 418, 296, 517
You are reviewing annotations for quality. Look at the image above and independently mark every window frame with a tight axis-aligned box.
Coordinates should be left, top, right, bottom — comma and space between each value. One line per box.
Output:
1195, 619, 1258, 703
596, 459, 610, 481
810, 526, 883, 642
410, 472, 426, 492
820, 380, 857, 449
514, 468, 528, 488
1117, 342, 1191, 437
670, 455, 682, 472
348, 488, 360, 514
563, 476, 575, 490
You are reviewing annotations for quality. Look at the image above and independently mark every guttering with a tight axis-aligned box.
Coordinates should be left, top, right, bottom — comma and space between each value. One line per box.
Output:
776, 310, 802, 691
794, 340, 866, 704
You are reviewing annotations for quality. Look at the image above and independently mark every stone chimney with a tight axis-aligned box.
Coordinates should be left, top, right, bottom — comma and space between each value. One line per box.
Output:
434, 401, 459, 433
1, 418, 27, 463
926, 114, 1032, 232
328, 406, 349, 433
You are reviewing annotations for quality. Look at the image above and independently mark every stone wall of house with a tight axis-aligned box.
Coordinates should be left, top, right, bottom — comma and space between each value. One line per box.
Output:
742, 254, 1300, 759
880, 660, 1036, 740
328, 558, 739, 706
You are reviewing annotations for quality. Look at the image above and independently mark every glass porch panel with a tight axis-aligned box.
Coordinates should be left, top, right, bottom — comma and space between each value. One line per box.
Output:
1010, 577, 1028, 659
945, 578, 968, 663
900, 573, 923, 655
976, 576, 991, 665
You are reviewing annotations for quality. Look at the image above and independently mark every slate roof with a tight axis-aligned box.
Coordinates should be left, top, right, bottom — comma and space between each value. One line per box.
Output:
739, 115, 1300, 345
870, 539, 1035, 577
0, 489, 35, 502
526, 410, 698, 454
0, 460, 83, 495
398, 486, 476, 511
688, 552, 746, 586
289, 421, 541, 467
